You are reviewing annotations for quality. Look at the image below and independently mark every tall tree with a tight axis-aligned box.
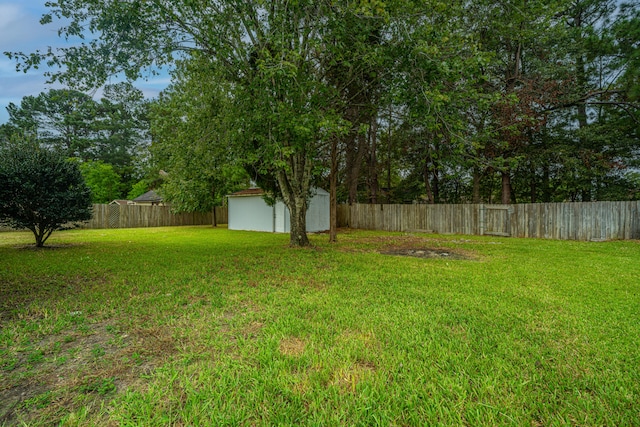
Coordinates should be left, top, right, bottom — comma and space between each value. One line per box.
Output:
4, 89, 95, 159
150, 58, 248, 224
388, 0, 491, 204
321, 2, 392, 241
11, 0, 351, 246
93, 82, 151, 188
615, 3, 640, 103
3, 86, 151, 197
534, 0, 640, 202
469, 0, 570, 204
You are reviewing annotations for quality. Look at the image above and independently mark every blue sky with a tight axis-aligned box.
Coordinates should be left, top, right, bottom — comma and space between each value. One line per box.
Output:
0, 1, 170, 124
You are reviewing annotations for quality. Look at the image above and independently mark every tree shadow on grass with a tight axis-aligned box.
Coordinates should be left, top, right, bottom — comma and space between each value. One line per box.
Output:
14, 243, 85, 251
0, 273, 99, 323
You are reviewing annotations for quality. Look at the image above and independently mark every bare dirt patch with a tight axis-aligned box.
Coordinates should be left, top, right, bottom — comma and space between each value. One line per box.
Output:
336, 234, 479, 260
279, 337, 306, 357
380, 247, 472, 260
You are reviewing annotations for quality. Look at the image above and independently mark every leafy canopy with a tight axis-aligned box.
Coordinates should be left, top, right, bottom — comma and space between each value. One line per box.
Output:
149, 57, 249, 214
79, 160, 122, 203
2, 85, 151, 199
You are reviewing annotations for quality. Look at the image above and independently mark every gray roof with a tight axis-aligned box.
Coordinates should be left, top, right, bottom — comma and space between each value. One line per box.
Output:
132, 190, 163, 203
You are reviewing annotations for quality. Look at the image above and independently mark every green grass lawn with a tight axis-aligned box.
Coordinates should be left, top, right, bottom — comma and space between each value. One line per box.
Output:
1, 226, 639, 426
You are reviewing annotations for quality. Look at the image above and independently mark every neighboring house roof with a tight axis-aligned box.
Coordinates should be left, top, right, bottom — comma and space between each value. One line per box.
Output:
109, 199, 132, 205
229, 188, 265, 197
132, 190, 163, 203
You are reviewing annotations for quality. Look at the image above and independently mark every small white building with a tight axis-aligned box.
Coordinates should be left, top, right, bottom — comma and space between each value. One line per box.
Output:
227, 187, 329, 233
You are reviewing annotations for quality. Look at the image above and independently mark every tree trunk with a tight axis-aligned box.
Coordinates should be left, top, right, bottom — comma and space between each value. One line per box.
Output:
530, 180, 536, 203
329, 137, 338, 243
472, 166, 482, 203
31, 225, 53, 248
367, 117, 379, 204
501, 171, 511, 204
35, 231, 44, 248
432, 167, 440, 204
287, 196, 309, 246
542, 164, 551, 202
424, 157, 434, 204
211, 186, 217, 227
386, 111, 392, 203
574, 10, 593, 204
276, 154, 312, 247
347, 132, 367, 204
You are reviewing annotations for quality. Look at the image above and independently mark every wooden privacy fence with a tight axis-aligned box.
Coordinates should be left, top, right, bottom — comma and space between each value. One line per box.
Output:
337, 201, 640, 241
82, 204, 228, 229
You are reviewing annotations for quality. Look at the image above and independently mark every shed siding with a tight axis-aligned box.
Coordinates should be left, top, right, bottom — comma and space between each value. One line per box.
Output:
306, 190, 330, 232
228, 188, 329, 233
275, 202, 289, 233
228, 196, 274, 232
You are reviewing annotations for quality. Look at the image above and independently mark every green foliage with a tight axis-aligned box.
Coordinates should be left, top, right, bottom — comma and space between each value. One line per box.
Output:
93, 83, 151, 188
79, 160, 122, 203
0, 140, 92, 247
5, 89, 95, 159
6, 0, 639, 215
127, 180, 150, 200
3, 85, 151, 197
612, 2, 640, 100
149, 58, 249, 214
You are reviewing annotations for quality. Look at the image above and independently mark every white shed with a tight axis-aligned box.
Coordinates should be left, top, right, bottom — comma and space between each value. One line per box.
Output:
227, 187, 329, 233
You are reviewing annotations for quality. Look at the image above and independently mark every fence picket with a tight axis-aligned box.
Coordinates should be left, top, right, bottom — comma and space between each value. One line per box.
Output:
337, 202, 640, 241
77, 204, 227, 229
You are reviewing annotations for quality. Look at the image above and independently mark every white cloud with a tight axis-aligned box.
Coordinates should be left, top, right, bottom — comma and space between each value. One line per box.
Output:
0, 4, 21, 27
0, 3, 58, 52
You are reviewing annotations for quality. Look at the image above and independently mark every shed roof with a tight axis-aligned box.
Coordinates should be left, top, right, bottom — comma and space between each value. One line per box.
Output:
229, 187, 329, 197
229, 188, 265, 197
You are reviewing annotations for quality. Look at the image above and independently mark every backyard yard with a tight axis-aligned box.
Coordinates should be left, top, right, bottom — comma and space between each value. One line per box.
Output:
0, 226, 638, 426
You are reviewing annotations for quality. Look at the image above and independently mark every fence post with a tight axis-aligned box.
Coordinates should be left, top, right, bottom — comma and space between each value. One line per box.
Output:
478, 204, 484, 236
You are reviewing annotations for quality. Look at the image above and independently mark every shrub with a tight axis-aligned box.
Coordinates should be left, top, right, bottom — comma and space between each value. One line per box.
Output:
0, 142, 92, 247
